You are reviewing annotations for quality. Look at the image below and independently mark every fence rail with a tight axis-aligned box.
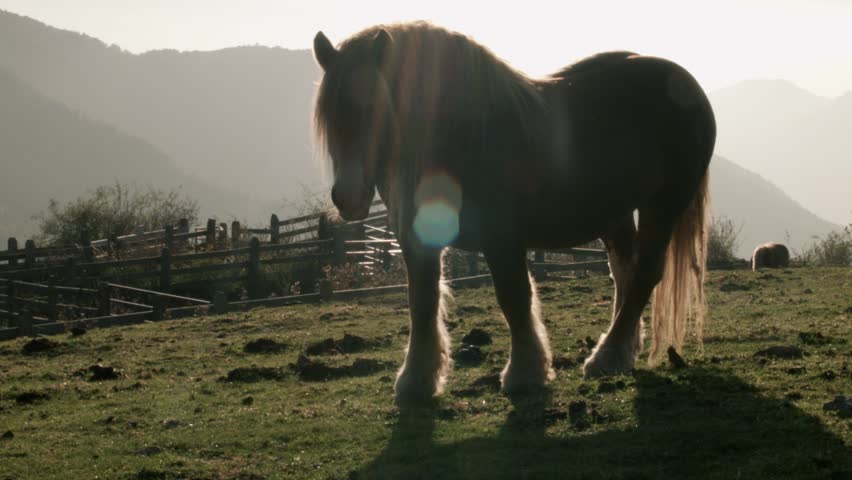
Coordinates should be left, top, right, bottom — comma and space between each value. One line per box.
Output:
0, 200, 612, 339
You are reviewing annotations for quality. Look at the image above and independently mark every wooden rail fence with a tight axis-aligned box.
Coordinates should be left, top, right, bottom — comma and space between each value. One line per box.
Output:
0, 200, 609, 340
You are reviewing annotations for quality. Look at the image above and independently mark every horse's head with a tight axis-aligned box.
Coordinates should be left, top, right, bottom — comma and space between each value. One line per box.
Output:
313, 29, 396, 221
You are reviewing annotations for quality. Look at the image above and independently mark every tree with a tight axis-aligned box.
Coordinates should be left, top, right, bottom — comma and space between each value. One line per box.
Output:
33, 183, 199, 246
707, 215, 742, 265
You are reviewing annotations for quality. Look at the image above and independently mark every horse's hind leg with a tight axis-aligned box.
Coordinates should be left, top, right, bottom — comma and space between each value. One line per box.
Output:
584, 208, 675, 378
484, 247, 554, 393
602, 215, 640, 354
394, 245, 452, 405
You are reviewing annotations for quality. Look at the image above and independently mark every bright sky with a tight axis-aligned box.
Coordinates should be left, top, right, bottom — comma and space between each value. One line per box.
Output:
2, 0, 851, 97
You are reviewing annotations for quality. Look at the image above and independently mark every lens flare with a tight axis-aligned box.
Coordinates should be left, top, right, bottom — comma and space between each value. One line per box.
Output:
413, 172, 462, 248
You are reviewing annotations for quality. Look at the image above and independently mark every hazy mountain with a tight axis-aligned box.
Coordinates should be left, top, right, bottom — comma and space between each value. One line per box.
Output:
0, 67, 255, 241
0, 10, 325, 207
708, 156, 838, 258
710, 79, 852, 225
0, 10, 840, 258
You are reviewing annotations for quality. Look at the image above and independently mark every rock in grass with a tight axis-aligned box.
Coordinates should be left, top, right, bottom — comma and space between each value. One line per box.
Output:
22, 337, 59, 354
667, 346, 688, 369
461, 328, 492, 346
754, 345, 804, 360
1, 430, 13, 440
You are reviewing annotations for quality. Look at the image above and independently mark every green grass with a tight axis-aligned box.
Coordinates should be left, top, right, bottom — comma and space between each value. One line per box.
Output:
1, 267, 850, 479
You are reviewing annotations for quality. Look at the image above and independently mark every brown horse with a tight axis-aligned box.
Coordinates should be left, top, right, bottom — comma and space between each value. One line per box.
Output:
752, 243, 790, 270
313, 22, 715, 404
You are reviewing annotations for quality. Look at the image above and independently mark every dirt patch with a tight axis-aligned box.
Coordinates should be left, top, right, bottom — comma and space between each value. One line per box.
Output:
221, 366, 287, 383
454, 345, 486, 366
243, 338, 288, 354
755, 345, 804, 360
15, 391, 49, 405
461, 328, 492, 346
304, 333, 384, 356
22, 337, 59, 355
552, 356, 576, 370
292, 355, 394, 382
74, 364, 123, 381
823, 395, 852, 418
70, 327, 87, 337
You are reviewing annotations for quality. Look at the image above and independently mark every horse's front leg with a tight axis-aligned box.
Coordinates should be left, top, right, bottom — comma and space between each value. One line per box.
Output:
394, 243, 452, 405
485, 247, 554, 393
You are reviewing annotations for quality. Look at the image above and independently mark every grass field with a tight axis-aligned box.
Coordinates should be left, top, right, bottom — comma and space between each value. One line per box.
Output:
1, 266, 850, 480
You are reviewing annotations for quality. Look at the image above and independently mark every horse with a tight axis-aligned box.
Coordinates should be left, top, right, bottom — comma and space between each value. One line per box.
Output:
751, 243, 790, 271
313, 22, 715, 404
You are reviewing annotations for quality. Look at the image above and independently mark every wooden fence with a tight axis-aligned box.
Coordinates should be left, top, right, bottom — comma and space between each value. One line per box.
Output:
0, 201, 609, 339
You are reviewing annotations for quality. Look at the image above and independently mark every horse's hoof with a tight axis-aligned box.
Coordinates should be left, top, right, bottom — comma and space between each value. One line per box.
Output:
500, 363, 555, 395
582, 348, 634, 378
393, 370, 442, 406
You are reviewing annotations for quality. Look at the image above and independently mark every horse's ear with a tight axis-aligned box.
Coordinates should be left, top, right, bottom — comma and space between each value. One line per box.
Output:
314, 31, 337, 70
372, 28, 393, 66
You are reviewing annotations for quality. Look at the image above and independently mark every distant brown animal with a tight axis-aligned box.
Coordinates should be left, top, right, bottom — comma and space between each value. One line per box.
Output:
752, 243, 790, 270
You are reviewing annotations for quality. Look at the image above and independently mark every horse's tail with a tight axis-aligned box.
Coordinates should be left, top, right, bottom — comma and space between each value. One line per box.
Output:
648, 172, 710, 364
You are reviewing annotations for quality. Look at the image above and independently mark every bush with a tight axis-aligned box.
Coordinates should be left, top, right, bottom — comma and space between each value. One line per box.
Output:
797, 225, 852, 266
33, 182, 199, 246
707, 215, 742, 265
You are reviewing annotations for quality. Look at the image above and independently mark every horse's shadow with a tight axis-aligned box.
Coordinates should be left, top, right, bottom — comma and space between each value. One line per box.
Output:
358, 368, 851, 479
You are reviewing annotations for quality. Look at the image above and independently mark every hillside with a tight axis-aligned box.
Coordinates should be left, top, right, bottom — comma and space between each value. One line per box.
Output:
710, 79, 852, 225
0, 10, 325, 206
0, 67, 255, 240
709, 156, 838, 257
1, 267, 850, 479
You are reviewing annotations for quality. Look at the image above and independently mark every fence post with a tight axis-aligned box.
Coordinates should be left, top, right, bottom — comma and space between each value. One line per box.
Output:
218, 223, 228, 244
164, 225, 174, 251
97, 283, 111, 317
46, 276, 58, 322
318, 213, 331, 240
319, 279, 333, 301
467, 253, 479, 276
152, 296, 165, 321
6, 274, 15, 317
247, 237, 261, 300
381, 242, 391, 271
178, 218, 190, 235
159, 248, 171, 292
80, 230, 93, 263
332, 228, 346, 266
206, 219, 216, 249
213, 290, 228, 314
24, 239, 35, 269
18, 309, 33, 336
231, 221, 241, 248
270, 214, 280, 244
63, 257, 77, 285
7, 238, 18, 267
